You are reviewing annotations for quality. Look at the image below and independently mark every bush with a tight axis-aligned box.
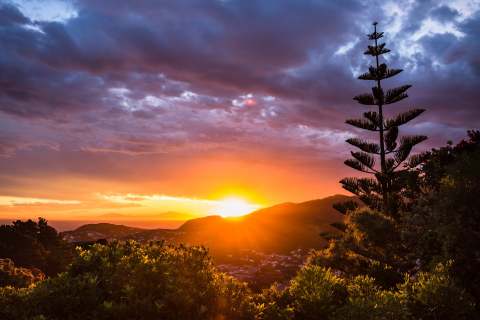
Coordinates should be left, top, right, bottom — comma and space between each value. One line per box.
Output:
0, 286, 31, 320
0, 241, 255, 320
335, 275, 406, 320
254, 285, 294, 320
399, 262, 476, 320
0, 258, 45, 288
0, 218, 73, 276
287, 265, 347, 319
252, 260, 475, 320
403, 132, 480, 303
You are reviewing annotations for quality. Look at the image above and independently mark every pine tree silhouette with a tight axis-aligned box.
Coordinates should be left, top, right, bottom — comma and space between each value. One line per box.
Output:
339, 22, 427, 217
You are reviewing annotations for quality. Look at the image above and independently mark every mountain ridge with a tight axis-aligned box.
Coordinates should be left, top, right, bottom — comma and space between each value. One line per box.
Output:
62, 194, 353, 255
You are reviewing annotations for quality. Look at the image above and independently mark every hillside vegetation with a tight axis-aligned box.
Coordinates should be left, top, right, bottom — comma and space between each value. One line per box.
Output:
63, 194, 351, 255
0, 132, 479, 319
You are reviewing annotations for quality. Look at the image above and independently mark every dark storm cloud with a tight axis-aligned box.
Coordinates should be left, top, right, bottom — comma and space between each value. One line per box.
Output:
0, 0, 364, 117
430, 5, 460, 23
0, 0, 479, 195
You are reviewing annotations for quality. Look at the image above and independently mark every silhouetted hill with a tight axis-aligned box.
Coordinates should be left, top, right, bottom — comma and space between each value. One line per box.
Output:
61, 223, 145, 242
171, 194, 351, 254
62, 195, 353, 254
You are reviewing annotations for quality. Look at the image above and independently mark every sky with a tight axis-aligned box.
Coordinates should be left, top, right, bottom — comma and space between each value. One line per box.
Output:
0, 0, 479, 222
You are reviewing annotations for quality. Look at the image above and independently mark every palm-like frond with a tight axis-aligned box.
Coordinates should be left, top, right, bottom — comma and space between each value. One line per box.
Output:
385, 126, 398, 151
346, 118, 378, 131
345, 159, 374, 173
406, 152, 428, 168
358, 63, 402, 81
346, 138, 380, 154
385, 109, 425, 129
363, 111, 381, 128
353, 93, 375, 105
340, 177, 362, 195
333, 200, 359, 215
359, 194, 382, 211
384, 85, 411, 104
356, 177, 381, 193
340, 177, 382, 198
368, 31, 384, 40
394, 135, 428, 165
351, 151, 375, 169
364, 43, 390, 56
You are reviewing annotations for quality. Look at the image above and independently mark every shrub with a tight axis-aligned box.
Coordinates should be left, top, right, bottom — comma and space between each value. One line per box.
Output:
0, 241, 255, 320
287, 265, 347, 320
335, 275, 407, 320
256, 260, 475, 320
0, 286, 31, 320
0, 258, 45, 288
0, 218, 73, 276
399, 262, 475, 319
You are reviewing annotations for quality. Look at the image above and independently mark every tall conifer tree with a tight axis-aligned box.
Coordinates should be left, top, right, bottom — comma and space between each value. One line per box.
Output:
339, 22, 427, 217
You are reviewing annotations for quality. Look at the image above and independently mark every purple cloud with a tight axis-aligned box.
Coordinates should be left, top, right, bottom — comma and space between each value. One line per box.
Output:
0, 0, 478, 202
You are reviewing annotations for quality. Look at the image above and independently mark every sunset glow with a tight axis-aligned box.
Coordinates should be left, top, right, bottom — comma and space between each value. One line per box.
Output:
212, 197, 260, 217
0, 0, 478, 226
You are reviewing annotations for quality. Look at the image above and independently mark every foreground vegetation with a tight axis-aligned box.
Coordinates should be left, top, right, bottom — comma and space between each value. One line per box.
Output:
1, 24, 479, 320
0, 241, 475, 320
1, 131, 479, 319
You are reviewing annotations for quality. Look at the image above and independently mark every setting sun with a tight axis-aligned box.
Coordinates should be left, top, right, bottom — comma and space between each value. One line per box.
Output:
213, 197, 260, 217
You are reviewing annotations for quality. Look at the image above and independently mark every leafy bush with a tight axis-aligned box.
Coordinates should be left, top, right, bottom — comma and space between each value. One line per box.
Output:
399, 262, 475, 320
334, 275, 406, 320
254, 285, 294, 320
0, 286, 31, 320
287, 265, 347, 319
403, 131, 480, 303
0, 241, 255, 320
252, 260, 474, 320
0, 218, 73, 276
0, 258, 45, 287
311, 208, 405, 289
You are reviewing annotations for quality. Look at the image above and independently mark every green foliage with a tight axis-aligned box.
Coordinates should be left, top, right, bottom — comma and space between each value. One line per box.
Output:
399, 262, 475, 319
0, 258, 45, 288
0, 286, 35, 320
0, 241, 255, 320
287, 265, 347, 319
252, 261, 474, 320
311, 208, 405, 288
334, 275, 406, 320
0, 218, 73, 276
254, 286, 294, 320
403, 131, 480, 305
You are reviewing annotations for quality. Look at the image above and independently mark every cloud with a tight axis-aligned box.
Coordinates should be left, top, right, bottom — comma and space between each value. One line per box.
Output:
98, 192, 261, 217
0, 0, 478, 205
0, 195, 80, 206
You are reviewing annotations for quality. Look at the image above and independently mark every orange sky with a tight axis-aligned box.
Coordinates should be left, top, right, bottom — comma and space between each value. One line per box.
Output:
4, 1, 476, 225
0, 153, 348, 222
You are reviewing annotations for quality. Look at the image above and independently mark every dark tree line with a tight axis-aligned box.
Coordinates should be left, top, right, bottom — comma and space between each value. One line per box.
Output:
0, 218, 72, 276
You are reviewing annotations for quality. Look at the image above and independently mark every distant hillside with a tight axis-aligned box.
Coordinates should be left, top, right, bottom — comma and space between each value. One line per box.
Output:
62, 194, 353, 254
61, 223, 145, 242
172, 194, 351, 254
